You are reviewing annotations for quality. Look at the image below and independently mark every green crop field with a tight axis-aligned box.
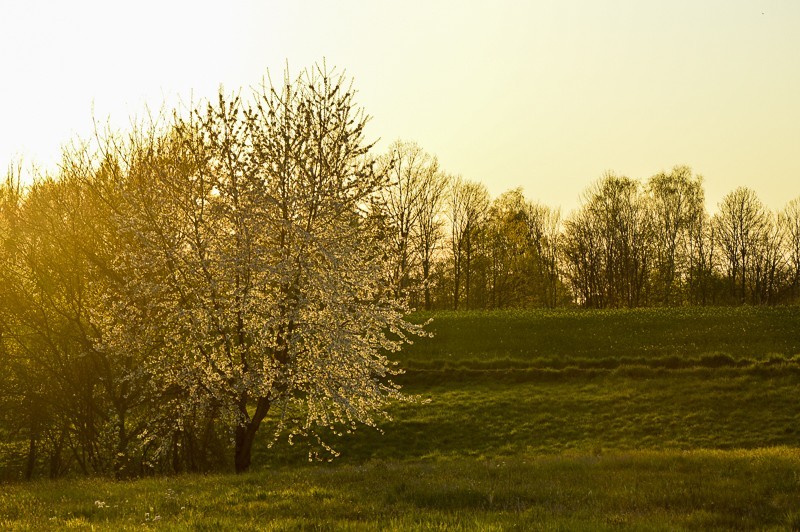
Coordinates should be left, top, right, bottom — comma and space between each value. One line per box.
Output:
2, 307, 800, 530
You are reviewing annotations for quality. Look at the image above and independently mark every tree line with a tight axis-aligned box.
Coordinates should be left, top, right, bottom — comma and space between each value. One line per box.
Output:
378, 147, 800, 310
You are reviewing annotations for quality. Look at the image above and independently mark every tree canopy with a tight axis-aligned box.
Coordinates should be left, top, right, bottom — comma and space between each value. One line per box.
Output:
0, 65, 424, 478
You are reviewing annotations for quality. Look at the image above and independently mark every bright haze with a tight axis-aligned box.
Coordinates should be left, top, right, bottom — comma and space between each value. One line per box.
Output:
2, 0, 798, 214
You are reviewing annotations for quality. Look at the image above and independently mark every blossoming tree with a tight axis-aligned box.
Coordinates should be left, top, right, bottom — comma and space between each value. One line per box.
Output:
97, 66, 425, 473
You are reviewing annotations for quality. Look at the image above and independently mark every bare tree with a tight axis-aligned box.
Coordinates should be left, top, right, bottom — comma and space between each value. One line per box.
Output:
563, 173, 651, 308
750, 211, 786, 304
377, 141, 446, 306
448, 177, 489, 309
562, 199, 606, 307
526, 202, 563, 308
414, 168, 449, 310
686, 208, 718, 305
780, 197, 800, 301
646, 166, 704, 305
713, 187, 770, 304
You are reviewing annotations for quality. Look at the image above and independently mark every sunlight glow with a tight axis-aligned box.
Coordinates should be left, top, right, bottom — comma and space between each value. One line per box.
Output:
2, 0, 799, 212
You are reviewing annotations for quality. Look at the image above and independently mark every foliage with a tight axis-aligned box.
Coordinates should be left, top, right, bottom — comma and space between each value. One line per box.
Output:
0, 65, 423, 478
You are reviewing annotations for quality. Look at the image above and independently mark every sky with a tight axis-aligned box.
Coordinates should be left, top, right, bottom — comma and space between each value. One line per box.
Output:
2, 0, 799, 215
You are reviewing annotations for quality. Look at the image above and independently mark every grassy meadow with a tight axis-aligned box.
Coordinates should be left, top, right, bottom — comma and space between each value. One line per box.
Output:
3, 306, 800, 530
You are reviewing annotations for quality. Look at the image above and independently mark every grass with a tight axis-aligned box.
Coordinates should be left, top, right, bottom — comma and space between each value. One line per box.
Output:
3, 306, 800, 529
255, 371, 800, 466
3, 449, 800, 530
402, 306, 800, 363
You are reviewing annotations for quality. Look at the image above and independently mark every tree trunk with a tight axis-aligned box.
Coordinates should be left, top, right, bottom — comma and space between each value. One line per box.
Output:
114, 414, 128, 479
453, 255, 460, 310
422, 260, 431, 311
234, 396, 271, 474
24, 435, 36, 480
49, 430, 65, 479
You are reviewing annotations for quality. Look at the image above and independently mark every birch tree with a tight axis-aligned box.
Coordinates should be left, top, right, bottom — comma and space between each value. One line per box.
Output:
377, 141, 442, 299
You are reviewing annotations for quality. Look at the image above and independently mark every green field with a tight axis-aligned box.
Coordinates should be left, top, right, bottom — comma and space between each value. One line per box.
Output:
2, 307, 800, 530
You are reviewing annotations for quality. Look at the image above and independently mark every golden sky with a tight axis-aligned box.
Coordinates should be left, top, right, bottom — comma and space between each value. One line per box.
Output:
2, 0, 798, 214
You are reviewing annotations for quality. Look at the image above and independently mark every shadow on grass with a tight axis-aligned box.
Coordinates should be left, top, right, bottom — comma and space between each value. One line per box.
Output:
254, 370, 800, 468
